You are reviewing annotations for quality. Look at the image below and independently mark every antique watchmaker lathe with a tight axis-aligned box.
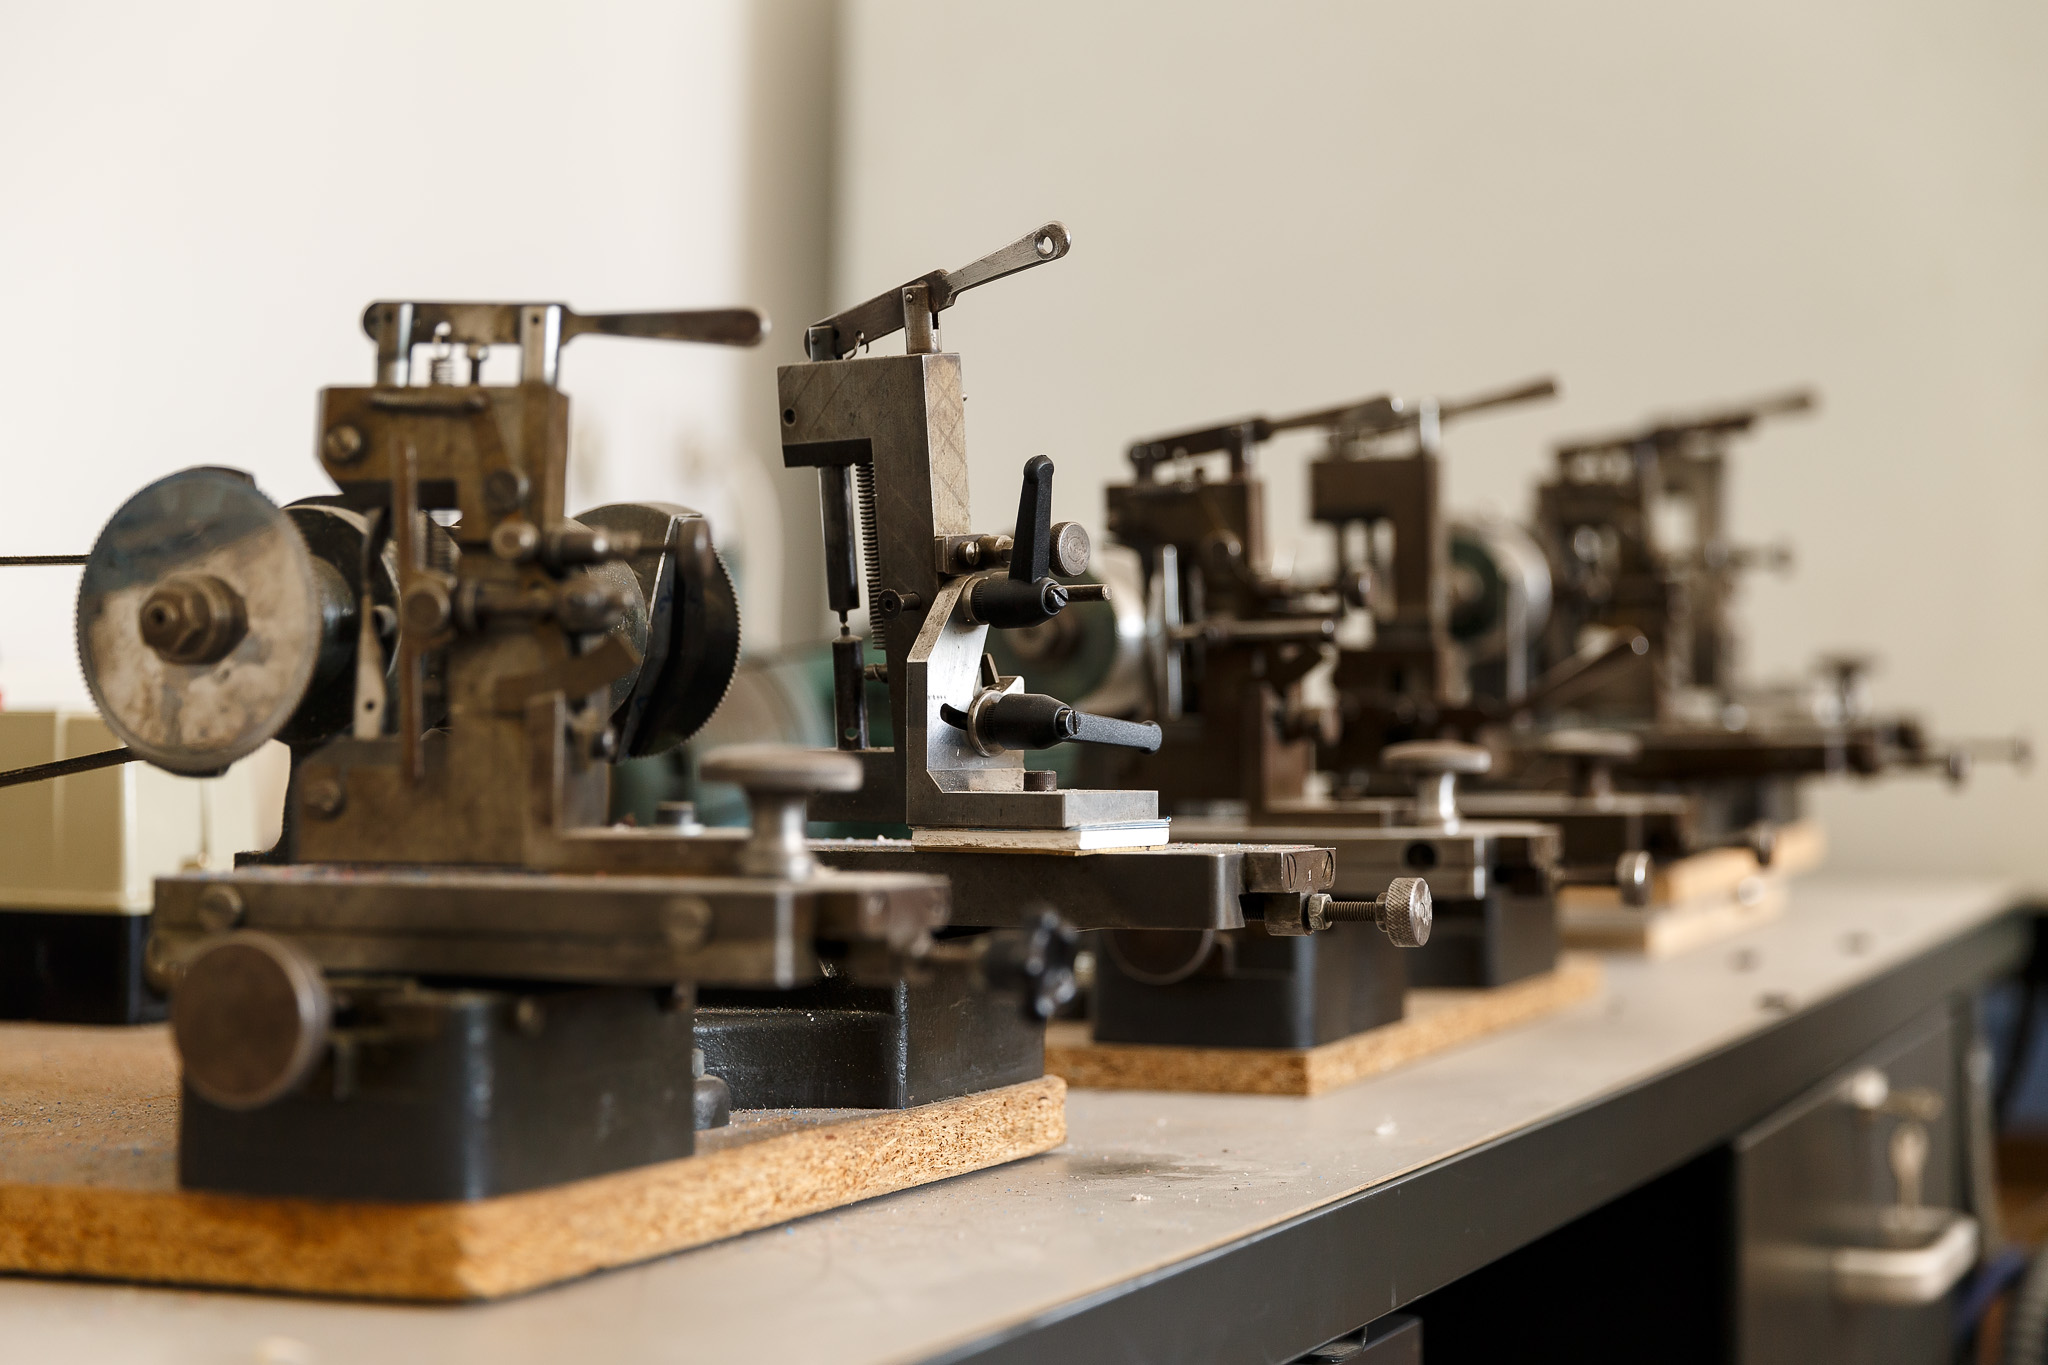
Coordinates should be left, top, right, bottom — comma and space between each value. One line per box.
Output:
1101, 383, 1568, 986
723, 223, 1431, 1057
1524, 389, 2021, 840
71, 301, 974, 1203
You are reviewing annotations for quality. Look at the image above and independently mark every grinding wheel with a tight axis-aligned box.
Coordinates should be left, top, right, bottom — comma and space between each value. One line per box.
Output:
77, 468, 322, 774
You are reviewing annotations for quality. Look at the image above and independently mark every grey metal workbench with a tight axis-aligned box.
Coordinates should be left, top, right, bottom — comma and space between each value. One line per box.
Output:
0, 875, 2023, 1364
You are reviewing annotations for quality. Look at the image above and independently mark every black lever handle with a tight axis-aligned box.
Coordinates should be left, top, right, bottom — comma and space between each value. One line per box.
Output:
941, 692, 1162, 754
970, 455, 1068, 628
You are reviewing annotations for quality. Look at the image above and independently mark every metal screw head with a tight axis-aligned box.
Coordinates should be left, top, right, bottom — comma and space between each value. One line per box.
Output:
513, 996, 546, 1037
400, 578, 453, 635
661, 896, 712, 952
171, 932, 331, 1111
1048, 521, 1091, 578
196, 884, 246, 933
323, 424, 366, 465
483, 468, 532, 515
1377, 877, 1432, 947
490, 518, 540, 562
303, 773, 346, 819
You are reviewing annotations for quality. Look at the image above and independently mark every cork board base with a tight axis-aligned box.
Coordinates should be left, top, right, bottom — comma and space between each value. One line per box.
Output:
1045, 955, 1603, 1096
0, 1023, 1065, 1301
1562, 875, 1790, 956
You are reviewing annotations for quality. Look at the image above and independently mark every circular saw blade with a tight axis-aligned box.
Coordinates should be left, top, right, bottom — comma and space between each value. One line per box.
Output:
77, 468, 321, 774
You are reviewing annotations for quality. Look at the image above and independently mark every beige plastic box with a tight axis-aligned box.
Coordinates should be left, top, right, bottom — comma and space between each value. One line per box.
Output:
0, 711, 270, 915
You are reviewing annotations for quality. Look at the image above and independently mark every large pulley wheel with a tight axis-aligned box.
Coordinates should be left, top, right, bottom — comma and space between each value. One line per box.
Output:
77, 467, 322, 774
577, 502, 742, 757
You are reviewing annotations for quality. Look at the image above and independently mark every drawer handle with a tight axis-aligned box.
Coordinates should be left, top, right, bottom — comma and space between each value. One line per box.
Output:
1831, 1212, 1979, 1306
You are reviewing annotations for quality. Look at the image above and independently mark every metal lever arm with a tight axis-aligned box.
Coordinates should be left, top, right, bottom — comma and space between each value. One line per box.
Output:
805, 223, 1072, 361
940, 692, 1162, 754
970, 455, 1074, 627
1556, 386, 1816, 457
363, 302, 766, 352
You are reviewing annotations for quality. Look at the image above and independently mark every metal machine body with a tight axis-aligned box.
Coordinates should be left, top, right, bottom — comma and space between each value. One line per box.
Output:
1179, 742, 1562, 989
772, 224, 1428, 1054
1095, 385, 1592, 993
71, 303, 981, 1200
1519, 391, 2022, 842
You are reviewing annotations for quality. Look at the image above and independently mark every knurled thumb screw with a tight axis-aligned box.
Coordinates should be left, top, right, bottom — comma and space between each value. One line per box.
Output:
1307, 876, 1432, 946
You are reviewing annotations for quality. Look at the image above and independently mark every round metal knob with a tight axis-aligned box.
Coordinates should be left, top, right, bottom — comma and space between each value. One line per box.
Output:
1048, 521, 1091, 578
699, 744, 863, 881
1375, 876, 1432, 947
1382, 740, 1490, 827
170, 931, 331, 1111
1540, 728, 1640, 761
1382, 740, 1494, 775
1541, 728, 1640, 799
1615, 851, 1653, 908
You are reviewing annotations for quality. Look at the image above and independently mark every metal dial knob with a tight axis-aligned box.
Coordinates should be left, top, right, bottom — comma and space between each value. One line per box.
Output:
699, 744, 863, 881
171, 931, 332, 1111
1382, 740, 1491, 827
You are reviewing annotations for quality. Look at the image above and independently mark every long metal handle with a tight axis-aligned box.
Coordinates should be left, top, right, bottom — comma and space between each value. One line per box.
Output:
935, 223, 1072, 304
806, 223, 1073, 361
361, 301, 767, 353
1830, 1212, 1978, 1306
1438, 375, 1560, 422
562, 308, 766, 346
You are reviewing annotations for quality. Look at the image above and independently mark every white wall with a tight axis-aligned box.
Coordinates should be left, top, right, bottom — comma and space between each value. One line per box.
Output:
0, 0, 835, 709
835, 0, 2048, 882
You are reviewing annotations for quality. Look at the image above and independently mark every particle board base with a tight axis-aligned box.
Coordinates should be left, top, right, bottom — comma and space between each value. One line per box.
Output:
1561, 875, 1790, 956
0, 1023, 1065, 1302
1046, 955, 1603, 1096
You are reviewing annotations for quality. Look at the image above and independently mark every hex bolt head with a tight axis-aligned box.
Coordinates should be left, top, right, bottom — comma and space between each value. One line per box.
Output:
137, 573, 249, 665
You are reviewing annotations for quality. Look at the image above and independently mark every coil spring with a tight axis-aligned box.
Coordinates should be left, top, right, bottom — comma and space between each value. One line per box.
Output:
854, 463, 882, 595
428, 321, 456, 386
